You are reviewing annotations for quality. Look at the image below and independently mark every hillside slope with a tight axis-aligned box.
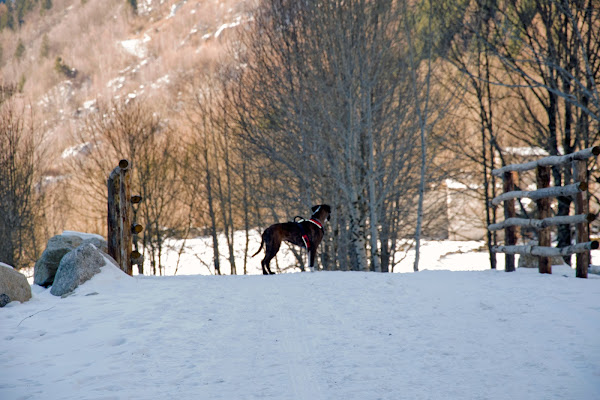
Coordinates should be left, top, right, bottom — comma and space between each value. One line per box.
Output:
1, 0, 252, 156
1, 263, 599, 399
1, 0, 254, 235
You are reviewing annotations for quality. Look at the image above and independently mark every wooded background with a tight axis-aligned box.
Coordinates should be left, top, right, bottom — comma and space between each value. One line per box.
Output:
1, 0, 598, 273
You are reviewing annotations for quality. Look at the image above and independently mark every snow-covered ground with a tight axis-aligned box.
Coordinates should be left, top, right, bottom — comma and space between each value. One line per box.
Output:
2, 240, 600, 400
160, 233, 497, 276
160, 231, 599, 276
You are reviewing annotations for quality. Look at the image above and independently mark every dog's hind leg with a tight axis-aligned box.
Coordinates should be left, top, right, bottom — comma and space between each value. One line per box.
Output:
261, 241, 280, 275
261, 258, 272, 275
261, 257, 276, 275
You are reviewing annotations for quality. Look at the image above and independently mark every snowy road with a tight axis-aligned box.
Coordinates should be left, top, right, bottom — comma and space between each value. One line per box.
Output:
1, 265, 600, 399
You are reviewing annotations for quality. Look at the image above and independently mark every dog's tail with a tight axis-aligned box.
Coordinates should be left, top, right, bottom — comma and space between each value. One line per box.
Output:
251, 234, 264, 257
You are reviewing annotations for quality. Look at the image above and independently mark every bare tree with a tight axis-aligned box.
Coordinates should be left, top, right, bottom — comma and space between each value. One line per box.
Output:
404, 0, 436, 272
476, 0, 600, 262
0, 99, 46, 269
69, 98, 184, 275
437, 0, 597, 254
229, 0, 456, 272
438, 0, 505, 269
431, 0, 600, 266
181, 78, 224, 275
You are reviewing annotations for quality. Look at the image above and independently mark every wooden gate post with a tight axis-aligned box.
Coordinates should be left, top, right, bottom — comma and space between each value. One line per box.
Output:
107, 159, 133, 275
536, 166, 551, 274
574, 160, 589, 278
503, 171, 517, 272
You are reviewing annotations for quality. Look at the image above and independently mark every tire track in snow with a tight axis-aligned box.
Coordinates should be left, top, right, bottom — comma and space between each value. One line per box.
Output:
270, 275, 325, 400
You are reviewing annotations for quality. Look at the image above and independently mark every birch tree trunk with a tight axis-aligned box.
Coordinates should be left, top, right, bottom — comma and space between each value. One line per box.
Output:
406, 0, 433, 272
348, 192, 369, 272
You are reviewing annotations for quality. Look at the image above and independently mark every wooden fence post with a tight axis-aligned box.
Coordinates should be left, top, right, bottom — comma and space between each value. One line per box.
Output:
503, 171, 516, 272
107, 159, 134, 276
107, 165, 122, 269
574, 159, 589, 278
536, 166, 551, 274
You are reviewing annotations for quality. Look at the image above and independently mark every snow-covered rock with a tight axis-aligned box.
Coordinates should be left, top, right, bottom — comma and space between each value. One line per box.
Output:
50, 243, 106, 297
34, 232, 108, 287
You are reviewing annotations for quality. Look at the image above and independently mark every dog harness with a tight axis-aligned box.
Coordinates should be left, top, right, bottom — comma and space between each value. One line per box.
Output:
301, 233, 311, 250
293, 217, 325, 251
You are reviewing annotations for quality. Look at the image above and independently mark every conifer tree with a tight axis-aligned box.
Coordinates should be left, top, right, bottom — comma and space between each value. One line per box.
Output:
14, 39, 25, 61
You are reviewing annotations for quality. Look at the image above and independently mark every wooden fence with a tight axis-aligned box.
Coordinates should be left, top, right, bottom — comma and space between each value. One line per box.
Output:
488, 146, 599, 278
107, 159, 143, 275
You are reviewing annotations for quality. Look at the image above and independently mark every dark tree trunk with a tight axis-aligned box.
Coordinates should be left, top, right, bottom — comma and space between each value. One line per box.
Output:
536, 166, 551, 274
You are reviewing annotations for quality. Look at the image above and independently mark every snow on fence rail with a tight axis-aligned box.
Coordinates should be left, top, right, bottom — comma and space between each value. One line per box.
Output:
488, 213, 596, 231
491, 146, 600, 177
488, 146, 599, 278
490, 182, 587, 206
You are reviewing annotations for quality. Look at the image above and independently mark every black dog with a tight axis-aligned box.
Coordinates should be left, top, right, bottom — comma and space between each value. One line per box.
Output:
253, 205, 331, 274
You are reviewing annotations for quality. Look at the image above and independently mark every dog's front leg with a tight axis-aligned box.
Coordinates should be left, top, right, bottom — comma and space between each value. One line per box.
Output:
308, 250, 315, 272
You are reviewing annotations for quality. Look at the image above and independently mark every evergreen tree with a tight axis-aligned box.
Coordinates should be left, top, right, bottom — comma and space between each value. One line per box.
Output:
41, 0, 52, 14
0, 2, 15, 31
128, 0, 137, 14
17, 74, 26, 93
14, 39, 25, 61
39, 34, 49, 58
54, 56, 77, 78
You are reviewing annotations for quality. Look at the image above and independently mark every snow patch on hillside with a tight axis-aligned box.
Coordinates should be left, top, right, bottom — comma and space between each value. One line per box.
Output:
120, 34, 151, 58
215, 18, 242, 38
61, 142, 92, 159
137, 0, 166, 16
167, 0, 187, 19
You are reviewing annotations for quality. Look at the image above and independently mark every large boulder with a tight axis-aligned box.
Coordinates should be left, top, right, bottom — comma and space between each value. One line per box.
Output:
34, 231, 107, 287
0, 262, 32, 306
50, 243, 106, 297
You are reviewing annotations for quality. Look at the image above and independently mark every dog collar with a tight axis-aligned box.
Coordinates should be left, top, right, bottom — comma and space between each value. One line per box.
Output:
309, 218, 323, 230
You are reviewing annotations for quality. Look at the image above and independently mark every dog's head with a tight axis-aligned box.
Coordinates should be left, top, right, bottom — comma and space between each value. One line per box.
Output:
311, 204, 331, 222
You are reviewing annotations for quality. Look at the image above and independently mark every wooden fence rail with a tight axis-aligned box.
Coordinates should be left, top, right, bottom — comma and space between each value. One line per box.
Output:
489, 146, 599, 278
492, 146, 600, 177
488, 213, 596, 231
491, 182, 587, 206
493, 241, 599, 257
